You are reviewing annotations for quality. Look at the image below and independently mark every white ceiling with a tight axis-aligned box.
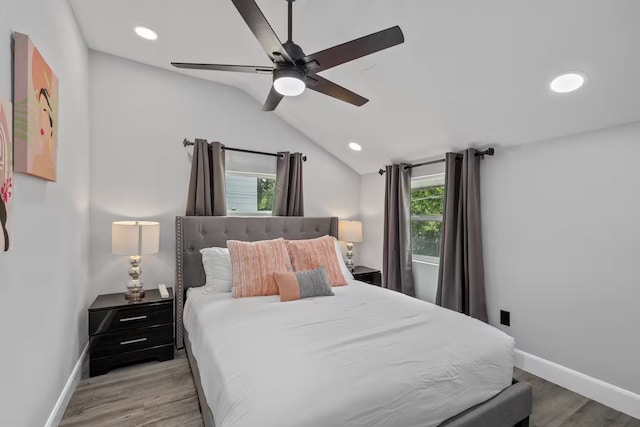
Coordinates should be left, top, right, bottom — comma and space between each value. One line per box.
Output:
70, 0, 640, 174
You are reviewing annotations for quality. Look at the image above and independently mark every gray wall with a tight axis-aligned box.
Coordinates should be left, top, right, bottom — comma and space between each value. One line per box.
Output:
482, 122, 640, 395
88, 51, 361, 296
0, 0, 91, 424
360, 121, 640, 395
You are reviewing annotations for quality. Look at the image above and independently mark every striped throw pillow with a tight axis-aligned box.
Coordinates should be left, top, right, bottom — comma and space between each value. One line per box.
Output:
286, 236, 349, 286
227, 238, 292, 298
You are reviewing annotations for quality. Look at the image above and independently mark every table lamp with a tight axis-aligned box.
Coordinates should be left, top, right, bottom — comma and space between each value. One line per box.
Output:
112, 221, 160, 300
339, 220, 363, 272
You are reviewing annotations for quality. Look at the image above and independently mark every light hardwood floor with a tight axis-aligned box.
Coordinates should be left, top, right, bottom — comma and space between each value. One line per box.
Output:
61, 351, 640, 427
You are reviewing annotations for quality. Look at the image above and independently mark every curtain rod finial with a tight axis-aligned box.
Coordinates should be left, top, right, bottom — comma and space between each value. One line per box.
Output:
378, 169, 385, 175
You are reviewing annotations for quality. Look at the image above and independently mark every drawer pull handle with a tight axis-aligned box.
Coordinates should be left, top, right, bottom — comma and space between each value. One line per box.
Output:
120, 315, 147, 322
120, 338, 147, 345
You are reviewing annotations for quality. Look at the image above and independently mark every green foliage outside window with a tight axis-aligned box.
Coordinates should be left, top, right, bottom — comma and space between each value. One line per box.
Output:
257, 178, 276, 211
411, 185, 445, 258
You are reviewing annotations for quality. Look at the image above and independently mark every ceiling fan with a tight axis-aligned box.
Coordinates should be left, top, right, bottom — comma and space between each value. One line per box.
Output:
172, 0, 405, 111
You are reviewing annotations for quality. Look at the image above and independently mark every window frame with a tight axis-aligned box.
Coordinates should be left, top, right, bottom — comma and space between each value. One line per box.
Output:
410, 173, 445, 265
225, 170, 277, 216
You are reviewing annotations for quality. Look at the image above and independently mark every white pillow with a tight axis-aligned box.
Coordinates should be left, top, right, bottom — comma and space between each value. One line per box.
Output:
334, 238, 354, 280
200, 247, 233, 293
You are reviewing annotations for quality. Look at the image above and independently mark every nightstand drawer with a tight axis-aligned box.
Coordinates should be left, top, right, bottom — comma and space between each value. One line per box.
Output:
89, 302, 172, 335
89, 324, 173, 358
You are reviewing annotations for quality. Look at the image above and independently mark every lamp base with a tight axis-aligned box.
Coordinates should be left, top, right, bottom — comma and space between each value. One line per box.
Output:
346, 241, 355, 272
125, 288, 146, 301
125, 256, 145, 301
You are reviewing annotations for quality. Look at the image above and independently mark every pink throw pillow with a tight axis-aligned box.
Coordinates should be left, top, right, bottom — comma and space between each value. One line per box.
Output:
286, 236, 349, 286
227, 238, 292, 298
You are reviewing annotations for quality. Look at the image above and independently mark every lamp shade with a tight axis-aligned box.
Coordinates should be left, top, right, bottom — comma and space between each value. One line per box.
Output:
112, 221, 160, 256
339, 220, 363, 243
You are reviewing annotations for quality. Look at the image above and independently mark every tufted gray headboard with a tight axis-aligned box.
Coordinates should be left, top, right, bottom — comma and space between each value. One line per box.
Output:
175, 216, 339, 348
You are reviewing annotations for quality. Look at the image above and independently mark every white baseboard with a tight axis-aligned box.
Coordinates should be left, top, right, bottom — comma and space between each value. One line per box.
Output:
515, 349, 640, 419
45, 343, 89, 427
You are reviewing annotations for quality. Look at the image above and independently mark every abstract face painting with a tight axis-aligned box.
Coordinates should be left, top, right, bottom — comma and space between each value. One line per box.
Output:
13, 32, 59, 182
0, 100, 13, 252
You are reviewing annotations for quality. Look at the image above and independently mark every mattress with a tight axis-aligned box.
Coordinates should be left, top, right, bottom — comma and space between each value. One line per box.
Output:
184, 280, 514, 427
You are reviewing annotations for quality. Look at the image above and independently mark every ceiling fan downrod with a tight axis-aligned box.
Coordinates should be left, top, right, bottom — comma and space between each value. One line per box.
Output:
287, 0, 294, 42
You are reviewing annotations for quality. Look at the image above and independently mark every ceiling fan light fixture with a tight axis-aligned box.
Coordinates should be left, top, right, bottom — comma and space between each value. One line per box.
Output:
273, 68, 306, 97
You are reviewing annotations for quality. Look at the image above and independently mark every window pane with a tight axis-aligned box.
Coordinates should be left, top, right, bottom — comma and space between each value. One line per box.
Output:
257, 178, 275, 211
226, 175, 258, 212
411, 185, 445, 216
226, 173, 275, 214
411, 220, 442, 257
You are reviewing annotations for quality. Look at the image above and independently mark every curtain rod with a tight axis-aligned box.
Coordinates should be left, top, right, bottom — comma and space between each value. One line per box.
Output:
378, 148, 494, 175
182, 139, 307, 162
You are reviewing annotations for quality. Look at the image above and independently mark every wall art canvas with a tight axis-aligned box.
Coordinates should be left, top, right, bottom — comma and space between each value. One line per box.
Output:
0, 100, 13, 252
13, 32, 59, 182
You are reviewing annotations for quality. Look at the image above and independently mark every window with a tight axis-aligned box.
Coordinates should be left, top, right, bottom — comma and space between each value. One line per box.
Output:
226, 171, 276, 215
411, 173, 445, 264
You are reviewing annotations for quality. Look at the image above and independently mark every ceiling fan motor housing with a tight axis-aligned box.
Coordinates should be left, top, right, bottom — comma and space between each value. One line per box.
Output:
281, 41, 305, 61
274, 65, 306, 81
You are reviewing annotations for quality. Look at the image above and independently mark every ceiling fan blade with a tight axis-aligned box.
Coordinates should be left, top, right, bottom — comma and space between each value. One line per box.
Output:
302, 26, 404, 73
262, 86, 284, 111
306, 75, 369, 107
231, 0, 292, 63
171, 62, 273, 74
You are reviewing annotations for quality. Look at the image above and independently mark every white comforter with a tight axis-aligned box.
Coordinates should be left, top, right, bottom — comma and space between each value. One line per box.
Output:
184, 281, 514, 427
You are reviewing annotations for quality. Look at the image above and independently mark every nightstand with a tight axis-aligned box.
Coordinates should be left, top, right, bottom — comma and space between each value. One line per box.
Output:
88, 288, 174, 377
352, 266, 382, 286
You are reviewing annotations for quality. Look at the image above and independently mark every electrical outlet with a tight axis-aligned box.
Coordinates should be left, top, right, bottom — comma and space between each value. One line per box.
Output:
500, 310, 511, 326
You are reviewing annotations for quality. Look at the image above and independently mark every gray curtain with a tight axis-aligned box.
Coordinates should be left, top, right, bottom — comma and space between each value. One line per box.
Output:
185, 139, 227, 216
436, 149, 488, 322
273, 152, 304, 216
383, 164, 415, 296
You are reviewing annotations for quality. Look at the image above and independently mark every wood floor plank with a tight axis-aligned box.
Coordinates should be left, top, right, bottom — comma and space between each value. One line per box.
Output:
150, 411, 204, 427
514, 368, 589, 427
60, 401, 144, 427
61, 351, 639, 427
142, 396, 200, 425
558, 400, 640, 427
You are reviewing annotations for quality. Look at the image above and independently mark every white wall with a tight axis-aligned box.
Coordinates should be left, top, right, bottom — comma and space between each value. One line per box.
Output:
483, 122, 640, 395
0, 0, 91, 425
89, 51, 361, 296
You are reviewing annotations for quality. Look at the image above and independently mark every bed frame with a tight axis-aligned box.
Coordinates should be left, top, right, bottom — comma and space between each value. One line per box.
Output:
175, 216, 532, 427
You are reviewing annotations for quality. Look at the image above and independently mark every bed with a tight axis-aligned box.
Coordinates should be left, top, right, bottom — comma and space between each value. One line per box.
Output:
175, 216, 532, 427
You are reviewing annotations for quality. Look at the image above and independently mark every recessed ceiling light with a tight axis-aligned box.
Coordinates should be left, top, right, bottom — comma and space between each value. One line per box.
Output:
550, 72, 585, 93
349, 142, 362, 151
134, 26, 158, 41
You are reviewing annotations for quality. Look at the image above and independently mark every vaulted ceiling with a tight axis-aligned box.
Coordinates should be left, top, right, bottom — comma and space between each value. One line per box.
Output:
70, 0, 640, 174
